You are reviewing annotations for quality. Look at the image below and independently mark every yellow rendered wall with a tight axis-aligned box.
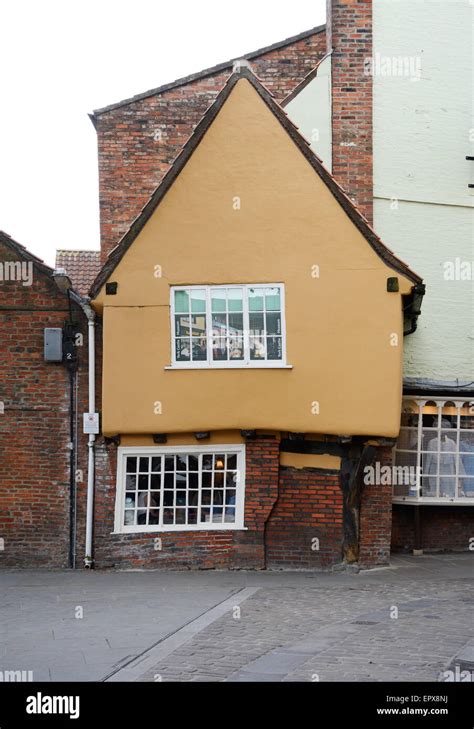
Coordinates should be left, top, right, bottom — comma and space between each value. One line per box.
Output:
94, 79, 413, 438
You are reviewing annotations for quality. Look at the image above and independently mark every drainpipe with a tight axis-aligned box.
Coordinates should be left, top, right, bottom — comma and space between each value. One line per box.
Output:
69, 291, 96, 568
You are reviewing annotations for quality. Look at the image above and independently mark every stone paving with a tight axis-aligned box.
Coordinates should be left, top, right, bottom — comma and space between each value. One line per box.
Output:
0, 554, 472, 682
135, 555, 474, 682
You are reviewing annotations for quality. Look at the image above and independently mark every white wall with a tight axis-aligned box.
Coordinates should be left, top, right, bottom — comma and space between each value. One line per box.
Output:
373, 0, 474, 382
285, 54, 332, 170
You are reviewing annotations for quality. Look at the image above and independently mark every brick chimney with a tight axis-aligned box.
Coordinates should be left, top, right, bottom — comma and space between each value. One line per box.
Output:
327, 0, 373, 223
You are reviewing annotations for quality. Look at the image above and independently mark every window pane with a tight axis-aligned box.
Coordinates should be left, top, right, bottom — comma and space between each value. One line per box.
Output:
250, 335, 266, 359
227, 288, 243, 312
249, 312, 264, 334
192, 338, 207, 361
266, 336, 282, 360
228, 313, 243, 334
266, 312, 281, 335
211, 290, 226, 313
265, 287, 281, 311
459, 477, 474, 497
229, 337, 244, 360
174, 290, 189, 313
151, 457, 161, 472
190, 314, 206, 337
125, 474, 137, 490
175, 314, 190, 337
248, 288, 264, 311
126, 457, 137, 473
175, 338, 191, 361
190, 289, 206, 313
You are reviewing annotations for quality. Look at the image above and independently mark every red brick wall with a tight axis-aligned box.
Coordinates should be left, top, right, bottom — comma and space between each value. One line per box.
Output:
95, 30, 327, 262
0, 244, 88, 567
392, 505, 474, 553
92, 436, 280, 569
266, 467, 343, 568
359, 446, 393, 567
327, 0, 373, 222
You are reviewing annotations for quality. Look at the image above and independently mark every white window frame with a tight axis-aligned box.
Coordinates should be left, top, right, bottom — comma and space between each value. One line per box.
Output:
114, 444, 246, 533
392, 396, 474, 506
168, 283, 289, 369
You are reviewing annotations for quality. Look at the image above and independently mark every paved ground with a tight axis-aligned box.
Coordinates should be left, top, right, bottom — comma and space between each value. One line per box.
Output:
0, 554, 472, 682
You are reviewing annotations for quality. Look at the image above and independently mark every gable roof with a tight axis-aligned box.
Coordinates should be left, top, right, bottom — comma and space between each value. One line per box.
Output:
92, 25, 326, 117
0, 230, 54, 277
56, 249, 101, 296
89, 67, 422, 299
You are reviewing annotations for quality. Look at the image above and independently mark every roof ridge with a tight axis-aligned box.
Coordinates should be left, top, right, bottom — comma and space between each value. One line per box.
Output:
89, 66, 422, 299
92, 24, 326, 117
56, 249, 100, 255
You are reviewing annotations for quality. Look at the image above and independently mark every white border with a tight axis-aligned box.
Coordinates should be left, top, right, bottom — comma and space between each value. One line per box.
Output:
114, 444, 246, 533
169, 283, 288, 369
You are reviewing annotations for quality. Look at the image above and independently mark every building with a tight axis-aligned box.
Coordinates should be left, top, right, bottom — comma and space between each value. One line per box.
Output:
0, 232, 91, 567
285, 0, 474, 552
2, 0, 471, 570
86, 66, 423, 570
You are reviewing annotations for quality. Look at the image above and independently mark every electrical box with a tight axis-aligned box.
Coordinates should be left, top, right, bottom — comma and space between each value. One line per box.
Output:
44, 328, 63, 362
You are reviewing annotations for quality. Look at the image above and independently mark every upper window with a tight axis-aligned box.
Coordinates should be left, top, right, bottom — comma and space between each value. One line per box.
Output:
170, 284, 286, 367
393, 398, 474, 504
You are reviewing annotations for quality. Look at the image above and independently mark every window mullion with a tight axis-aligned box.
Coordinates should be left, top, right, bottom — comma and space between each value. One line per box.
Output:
197, 454, 203, 525
159, 456, 164, 527
243, 286, 250, 365
206, 287, 212, 366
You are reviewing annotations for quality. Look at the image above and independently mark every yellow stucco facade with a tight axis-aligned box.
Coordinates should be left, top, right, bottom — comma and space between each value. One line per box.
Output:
93, 77, 417, 438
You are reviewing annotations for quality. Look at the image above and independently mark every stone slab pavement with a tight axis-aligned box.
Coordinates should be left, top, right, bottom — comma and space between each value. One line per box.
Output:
0, 554, 472, 682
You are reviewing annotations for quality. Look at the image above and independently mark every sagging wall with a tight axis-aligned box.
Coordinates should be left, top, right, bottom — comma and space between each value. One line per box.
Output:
90, 431, 390, 570
92, 435, 281, 570
94, 79, 412, 440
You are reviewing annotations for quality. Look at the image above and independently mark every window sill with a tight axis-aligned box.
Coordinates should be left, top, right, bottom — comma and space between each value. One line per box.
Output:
164, 364, 293, 370
393, 497, 474, 506
112, 525, 248, 535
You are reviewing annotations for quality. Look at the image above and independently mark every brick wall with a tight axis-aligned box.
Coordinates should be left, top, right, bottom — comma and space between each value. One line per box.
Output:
358, 446, 393, 567
94, 30, 327, 262
266, 466, 343, 569
392, 505, 474, 553
0, 242, 88, 568
327, 0, 373, 222
92, 436, 280, 569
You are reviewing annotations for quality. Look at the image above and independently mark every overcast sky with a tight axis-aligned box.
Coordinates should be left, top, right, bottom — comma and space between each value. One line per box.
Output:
0, 0, 326, 266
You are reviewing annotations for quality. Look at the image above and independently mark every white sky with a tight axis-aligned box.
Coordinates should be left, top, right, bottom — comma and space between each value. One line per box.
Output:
0, 0, 326, 266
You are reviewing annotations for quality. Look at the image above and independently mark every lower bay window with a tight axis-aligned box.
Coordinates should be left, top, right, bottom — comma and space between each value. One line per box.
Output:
115, 445, 246, 533
393, 397, 474, 504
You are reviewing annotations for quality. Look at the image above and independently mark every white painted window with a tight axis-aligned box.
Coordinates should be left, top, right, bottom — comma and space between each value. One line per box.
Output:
393, 397, 474, 504
170, 284, 286, 368
115, 445, 246, 533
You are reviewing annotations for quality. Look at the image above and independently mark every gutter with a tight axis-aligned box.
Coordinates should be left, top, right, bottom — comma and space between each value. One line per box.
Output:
69, 291, 96, 568
403, 283, 426, 336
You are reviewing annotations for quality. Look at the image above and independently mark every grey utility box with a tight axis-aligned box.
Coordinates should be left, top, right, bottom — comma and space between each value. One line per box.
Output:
44, 328, 63, 362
